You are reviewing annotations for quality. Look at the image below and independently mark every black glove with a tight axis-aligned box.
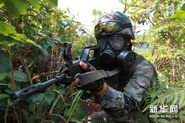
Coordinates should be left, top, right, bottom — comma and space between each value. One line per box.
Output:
80, 78, 104, 94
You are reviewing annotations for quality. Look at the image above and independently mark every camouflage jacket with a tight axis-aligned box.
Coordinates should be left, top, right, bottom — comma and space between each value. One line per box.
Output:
95, 53, 157, 122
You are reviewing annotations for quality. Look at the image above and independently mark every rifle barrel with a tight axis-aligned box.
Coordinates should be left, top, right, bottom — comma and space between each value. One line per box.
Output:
11, 75, 65, 104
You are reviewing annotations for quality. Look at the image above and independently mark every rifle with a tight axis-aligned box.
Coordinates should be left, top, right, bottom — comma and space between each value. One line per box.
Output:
11, 42, 99, 104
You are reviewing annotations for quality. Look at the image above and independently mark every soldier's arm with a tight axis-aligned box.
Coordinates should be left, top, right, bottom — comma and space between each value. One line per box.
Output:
95, 59, 156, 120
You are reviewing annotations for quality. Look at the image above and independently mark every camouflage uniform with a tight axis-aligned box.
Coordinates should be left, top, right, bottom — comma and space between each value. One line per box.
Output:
83, 12, 157, 123
92, 54, 157, 123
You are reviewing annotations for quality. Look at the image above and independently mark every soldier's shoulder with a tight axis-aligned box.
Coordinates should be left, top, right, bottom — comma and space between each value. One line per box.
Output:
133, 53, 155, 76
134, 53, 153, 67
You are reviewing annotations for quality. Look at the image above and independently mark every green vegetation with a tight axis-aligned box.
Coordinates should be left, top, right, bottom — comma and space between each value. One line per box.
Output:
0, 0, 92, 122
0, 0, 184, 122
120, 0, 185, 122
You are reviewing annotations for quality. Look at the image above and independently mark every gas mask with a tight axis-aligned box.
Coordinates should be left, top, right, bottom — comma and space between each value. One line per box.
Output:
97, 34, 135, 70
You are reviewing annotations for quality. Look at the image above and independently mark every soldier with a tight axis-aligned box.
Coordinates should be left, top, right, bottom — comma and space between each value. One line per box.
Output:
75, 11, 157, 123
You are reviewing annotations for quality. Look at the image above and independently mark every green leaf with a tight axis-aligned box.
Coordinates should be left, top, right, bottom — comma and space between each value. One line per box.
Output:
41, 48, 49, 56
70, 119, 83, 123
172, 10, 185, 21
47, 40, 56, 47
172, 93, 179, 105
180, 13, 185, 21
42, 42, 49, 49
157, 119, 171, 123
27, 0, 40, 9
8, 82, 20, 90
0, 94, 10, 99
44, 92, 55, 104
0, 72, 8, 81
55, 37, 63, 44
174, 10, 185, 15
10, 33, 36, 45
71, 106, 85, 121
45, 0, 58, 6
151, 89, 161, 101
181, 3, 185, 11
8, 70, 28, 82
5, 88, 12, 95
21, 109, 35, 123
49, 114, 66, 121
0, 34, 17, 47
0, 50, 11, 73
0, 1, 4, 8
3, 0, 27, 16
179, 114, 185, 121
0, 21, 16, 35
0, 83, 8, 86
180, 111, 185, 115
178, 91, 185, 109
171, 120, 178, 123
30, 93, 44, 103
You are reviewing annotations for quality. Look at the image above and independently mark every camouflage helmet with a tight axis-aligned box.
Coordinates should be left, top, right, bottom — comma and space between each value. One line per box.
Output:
94, 11, 135, 40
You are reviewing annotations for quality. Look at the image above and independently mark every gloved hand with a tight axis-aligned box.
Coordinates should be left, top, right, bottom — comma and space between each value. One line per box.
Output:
74, 62, 105, 94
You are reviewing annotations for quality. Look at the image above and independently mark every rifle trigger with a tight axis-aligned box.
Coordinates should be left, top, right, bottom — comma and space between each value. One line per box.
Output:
74, 73, 80, 80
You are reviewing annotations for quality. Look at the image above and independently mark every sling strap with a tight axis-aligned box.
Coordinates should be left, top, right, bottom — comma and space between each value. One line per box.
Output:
76, 69, 119, 87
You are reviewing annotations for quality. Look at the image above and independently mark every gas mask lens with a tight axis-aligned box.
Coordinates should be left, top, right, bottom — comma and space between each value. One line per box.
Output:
109, 35, 125, 51
97, 35, 125, 51
94, 22, 120, 35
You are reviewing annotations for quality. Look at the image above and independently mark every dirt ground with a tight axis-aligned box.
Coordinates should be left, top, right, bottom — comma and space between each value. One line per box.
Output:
81, 97, 101, 115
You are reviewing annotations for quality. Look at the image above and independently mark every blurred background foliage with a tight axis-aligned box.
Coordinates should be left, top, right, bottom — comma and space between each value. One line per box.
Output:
0, 0, 184, 122
119, 0, 185, 122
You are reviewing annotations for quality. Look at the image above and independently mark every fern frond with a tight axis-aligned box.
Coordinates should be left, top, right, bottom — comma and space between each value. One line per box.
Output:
178, 91, 185, 109
143, 87, 185, 112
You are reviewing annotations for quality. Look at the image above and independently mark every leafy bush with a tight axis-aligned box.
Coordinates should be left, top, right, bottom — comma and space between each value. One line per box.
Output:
120, 0, 185, 122
0, 0, 90, 122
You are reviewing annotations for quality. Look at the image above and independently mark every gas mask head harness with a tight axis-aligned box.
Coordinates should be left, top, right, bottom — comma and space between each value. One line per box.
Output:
94, 12, 135, 70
